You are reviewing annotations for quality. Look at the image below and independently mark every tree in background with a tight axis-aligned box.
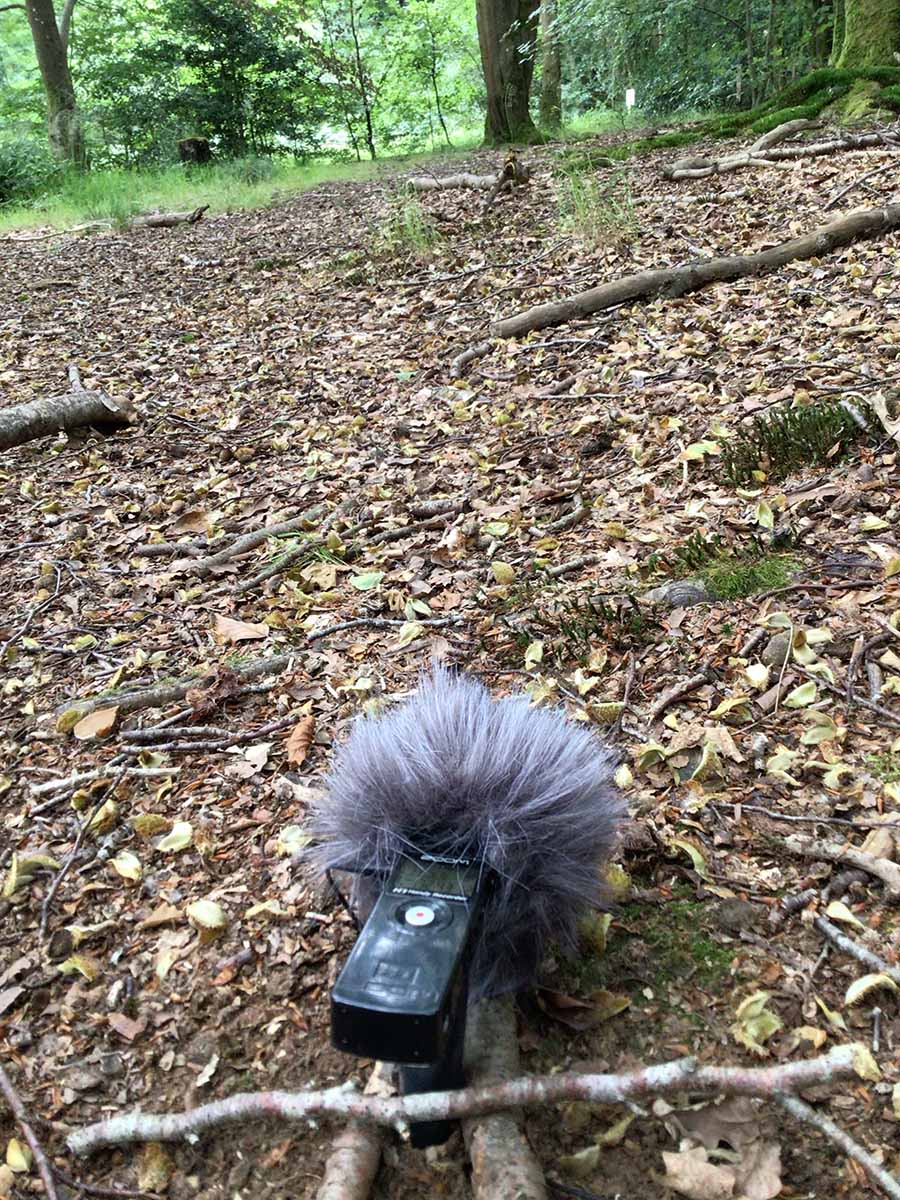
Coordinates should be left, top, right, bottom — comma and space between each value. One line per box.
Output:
475, 0, 540, 143
3, 0, 85, 163
832, 0, 900, 67
539, 0, 561, 128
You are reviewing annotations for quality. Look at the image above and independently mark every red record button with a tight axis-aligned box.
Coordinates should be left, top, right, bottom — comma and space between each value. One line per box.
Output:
404, 905, 435, 927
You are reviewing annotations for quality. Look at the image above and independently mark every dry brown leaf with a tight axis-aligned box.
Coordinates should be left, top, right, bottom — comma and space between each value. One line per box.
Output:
285, 714, 316, 765
72, 705, 119, 740
212, 614, 269, 644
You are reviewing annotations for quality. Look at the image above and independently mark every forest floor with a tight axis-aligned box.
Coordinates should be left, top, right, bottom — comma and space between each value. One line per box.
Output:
1, 119, 899, 1200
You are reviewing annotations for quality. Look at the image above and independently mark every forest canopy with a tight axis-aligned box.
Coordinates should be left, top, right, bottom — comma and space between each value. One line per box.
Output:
0, 0, 899, 186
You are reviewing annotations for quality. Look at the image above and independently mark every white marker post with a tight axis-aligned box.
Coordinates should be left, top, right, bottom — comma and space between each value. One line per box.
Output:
625, 88, 636, 110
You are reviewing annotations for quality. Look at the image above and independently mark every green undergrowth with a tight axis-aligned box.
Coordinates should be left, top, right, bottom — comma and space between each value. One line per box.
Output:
0, 139, 483, 234
650, 529, 799, 601
567, 896, 733, 1002
559, 66, 900, 170
720, 399, 878, 486
700, 554, 798, 600
867, 754, 900, 784
557, 165, 638, 245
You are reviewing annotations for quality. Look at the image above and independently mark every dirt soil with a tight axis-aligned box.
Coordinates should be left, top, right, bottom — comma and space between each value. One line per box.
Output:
1, 121, 900, 1200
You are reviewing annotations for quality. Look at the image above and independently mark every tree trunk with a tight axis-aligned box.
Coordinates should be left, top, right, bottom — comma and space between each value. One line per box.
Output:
829, 0, 845, 64
538, 0, 561, 130
476, 0, 540, 144
834, 0, 900, 66
24, 0, 85, 166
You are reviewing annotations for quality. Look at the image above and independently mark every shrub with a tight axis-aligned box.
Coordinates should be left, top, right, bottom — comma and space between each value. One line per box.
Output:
0, 140, 61, 204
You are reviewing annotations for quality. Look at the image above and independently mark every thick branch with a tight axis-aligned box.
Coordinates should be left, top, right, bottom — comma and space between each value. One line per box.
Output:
69, 1044, 865, 1156
492, 204, 900, 339
0, 390, 134, 450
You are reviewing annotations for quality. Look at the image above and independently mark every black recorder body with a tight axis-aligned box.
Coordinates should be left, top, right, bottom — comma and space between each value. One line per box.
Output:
306, 668, 623, 1148
331, 854, 490, 1146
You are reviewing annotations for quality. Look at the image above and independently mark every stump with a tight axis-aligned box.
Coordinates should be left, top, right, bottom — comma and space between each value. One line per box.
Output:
178, 137, 212, 165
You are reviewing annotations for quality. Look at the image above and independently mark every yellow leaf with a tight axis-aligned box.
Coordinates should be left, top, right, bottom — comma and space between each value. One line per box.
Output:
59, 953, 103, 981
754, 499, 775, 529
886, 557, 900, 579
784, 681, 817, 708
155, 821, 193, 852
524, 640, 544, 668
491, 561, 515, 585
5, 1139, 32, 1173
824, 900, 865, 929
110, 851, 142, 882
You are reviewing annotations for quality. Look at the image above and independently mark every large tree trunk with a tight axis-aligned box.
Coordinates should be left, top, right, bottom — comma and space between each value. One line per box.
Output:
538, 0, 561, 130
834, 0, 900, 65
476, 0, 541, 145
24, 0, 85, 166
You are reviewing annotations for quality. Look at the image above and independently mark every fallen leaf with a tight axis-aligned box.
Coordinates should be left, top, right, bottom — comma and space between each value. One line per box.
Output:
212, 614, 269, 644
73, 705, 119, 740
286, 715, 316, 765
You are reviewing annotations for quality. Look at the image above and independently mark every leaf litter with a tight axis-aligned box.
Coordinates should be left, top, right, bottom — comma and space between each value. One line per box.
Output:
0, 129, 899, 1199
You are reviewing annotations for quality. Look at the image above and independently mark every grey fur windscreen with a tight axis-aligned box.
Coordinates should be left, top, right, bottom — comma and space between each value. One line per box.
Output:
305, 667, 624, 998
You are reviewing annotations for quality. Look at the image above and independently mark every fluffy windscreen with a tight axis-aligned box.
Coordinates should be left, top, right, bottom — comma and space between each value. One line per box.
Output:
306, 668, 624, 998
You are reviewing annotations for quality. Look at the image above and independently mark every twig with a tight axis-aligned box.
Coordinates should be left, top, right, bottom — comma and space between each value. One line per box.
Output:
777, 1094, 900, 1200
870, 613, 900, 645
450, 342, 492, 376
647, 670, 713, 724
120, 716, 295, 754
0, 1062, 59, 1200
767, 888, 817, 929
368, 509, 461, 546
69, 1044, 865, 1156
41, 774, 125, 935
546, 555, 598, 579
306, 615, 464, 643
813, 915, 900, 986
52, 1167, 161, 1199
713, 801, 900, 829
31, 765, 178, 798
824, 158, 899, 212
186, 508, 325, 577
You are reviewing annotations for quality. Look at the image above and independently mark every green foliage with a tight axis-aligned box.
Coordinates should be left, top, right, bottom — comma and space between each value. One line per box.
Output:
0, 139, 60, 204
557, 165, 637, 244
376, 191, 442, 258
700, 554, 797, 600
499, 576, 653, 664
720, 399, 878, 486
867, 754, 900, 784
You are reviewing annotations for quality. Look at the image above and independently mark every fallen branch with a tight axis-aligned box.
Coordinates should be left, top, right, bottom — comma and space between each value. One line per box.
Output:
778, 1094, 900, 1200
664, 128, 898, 180
463, 997, 546, 1200
54, 653, 296, 726
68, 1043, 867, 1156
30, 765, 178, 798
824, 159, 899, 211
492, 203, 900, 339
0, 1062, 59, 1200
306, 615, 464, 643
0, 390, 135, 450
784, 834, 900, 899
813, 915, 900, 986
750, 117, 820, 153
178, 508, 325, 577
316, 1064, 390, 1200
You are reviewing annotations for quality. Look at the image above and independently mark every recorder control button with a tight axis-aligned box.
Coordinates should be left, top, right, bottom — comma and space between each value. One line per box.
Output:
397, 900, 452, 930
404, 905, 435, 927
